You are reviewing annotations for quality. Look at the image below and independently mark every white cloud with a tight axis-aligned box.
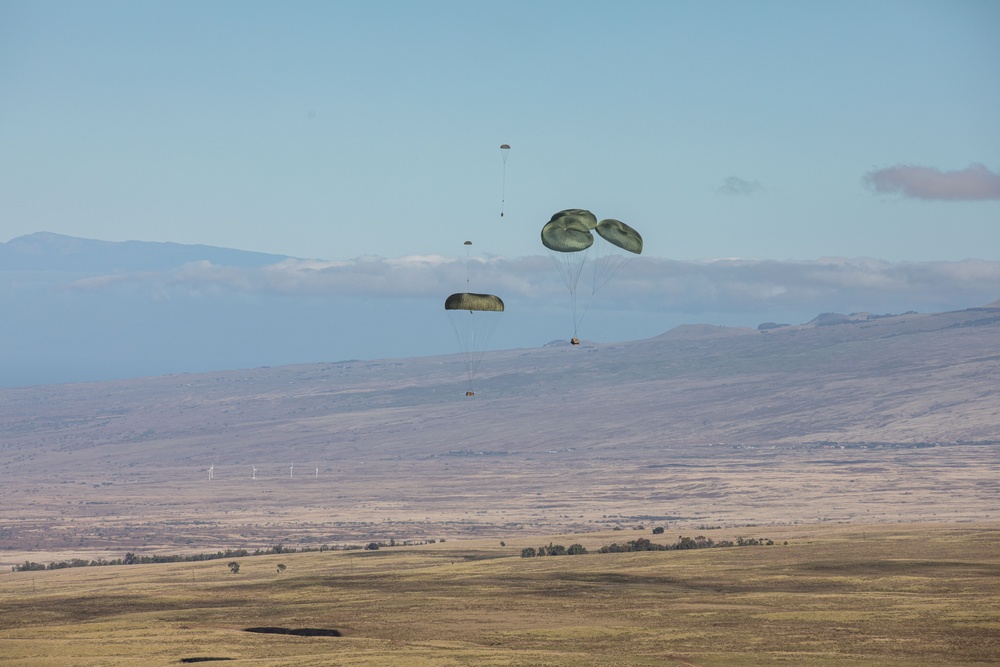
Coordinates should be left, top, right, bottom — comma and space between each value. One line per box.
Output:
864, 163, 1000, 201
68, 255, 1000, 316
718, 176, 764, 196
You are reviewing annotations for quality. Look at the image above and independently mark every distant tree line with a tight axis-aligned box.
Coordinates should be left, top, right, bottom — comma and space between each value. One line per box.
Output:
599, 535, 775, 553
13, 543, 324, 572
13, 535, 781, 572
364, 538, 441, 551
521, 543, 588, 557
13, 547, 257, 572
520, 535, 777, 558
11, 538, 444, 572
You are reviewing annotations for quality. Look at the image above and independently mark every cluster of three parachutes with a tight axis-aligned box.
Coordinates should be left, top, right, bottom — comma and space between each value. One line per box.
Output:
541, 209, 643, 343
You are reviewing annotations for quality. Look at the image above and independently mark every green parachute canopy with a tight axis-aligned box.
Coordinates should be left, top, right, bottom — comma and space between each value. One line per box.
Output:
553, 208, 597, 229
595, 218, 643, 254
444, 293, 505, 312
445, 292, 504, 395
541, 209, 596, 253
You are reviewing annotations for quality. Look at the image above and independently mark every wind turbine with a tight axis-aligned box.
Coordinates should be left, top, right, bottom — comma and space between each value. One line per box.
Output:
209, 464, 214, 481
252, 466, 258, 480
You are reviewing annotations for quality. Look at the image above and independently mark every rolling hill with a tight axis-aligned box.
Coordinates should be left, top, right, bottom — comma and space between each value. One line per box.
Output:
1, 303, 997, 564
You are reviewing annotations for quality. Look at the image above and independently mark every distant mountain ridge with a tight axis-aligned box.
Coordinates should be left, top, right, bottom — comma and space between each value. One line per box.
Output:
0, 231, 292, 272
2, 301, 997, 467
2, 299, 999, 559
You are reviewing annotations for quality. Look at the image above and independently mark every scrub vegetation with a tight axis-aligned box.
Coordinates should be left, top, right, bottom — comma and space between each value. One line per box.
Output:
1, 523, 998, 666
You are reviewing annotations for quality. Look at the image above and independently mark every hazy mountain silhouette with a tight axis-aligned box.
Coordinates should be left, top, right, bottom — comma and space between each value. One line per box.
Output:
0, 231, 292, 272
3, 301, 998, 464
1, 233, 367, 387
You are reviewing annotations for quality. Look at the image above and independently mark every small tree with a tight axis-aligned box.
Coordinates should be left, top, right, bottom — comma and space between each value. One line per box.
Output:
652, 526, 665, 535
521, 547, 537, 558
676, 536, 698, 549
365, 542, 380, 551
228, 561, 240, 574
277, 563, 286, 573
544, 543, 567, 556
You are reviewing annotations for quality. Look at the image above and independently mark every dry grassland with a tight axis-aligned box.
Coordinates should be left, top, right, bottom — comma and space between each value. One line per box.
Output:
3, 440, 997, 569
2, 307, 998, 664
3, 306, 998, 566
2, 523, 998, 666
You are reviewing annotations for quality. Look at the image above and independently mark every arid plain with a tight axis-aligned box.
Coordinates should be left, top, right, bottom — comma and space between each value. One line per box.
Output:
2, 523, 998, 666
1, 304, 999, 664
2, 305, 998, 565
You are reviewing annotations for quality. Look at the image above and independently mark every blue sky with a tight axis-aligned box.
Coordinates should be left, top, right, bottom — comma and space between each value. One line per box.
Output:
1, 1, 999, 386
3, 0, 998, 261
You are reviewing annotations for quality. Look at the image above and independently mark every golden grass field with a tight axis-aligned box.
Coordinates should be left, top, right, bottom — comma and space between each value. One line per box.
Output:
2, 522, 998, 666
2, 307, 998, 664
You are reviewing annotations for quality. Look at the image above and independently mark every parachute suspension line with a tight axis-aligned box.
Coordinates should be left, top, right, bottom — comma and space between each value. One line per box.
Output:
500, 167, 506, 218
499, 144, 510, 218
445, 292, 504, 397
547, 247, 590, 339
447, 314, 474, 392
464, 240, 473, 289
467, 310, 501, 385
578, 241, 629, 330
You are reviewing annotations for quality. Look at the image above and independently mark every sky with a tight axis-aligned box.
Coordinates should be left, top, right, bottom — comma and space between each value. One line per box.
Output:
1, 1, 999, 386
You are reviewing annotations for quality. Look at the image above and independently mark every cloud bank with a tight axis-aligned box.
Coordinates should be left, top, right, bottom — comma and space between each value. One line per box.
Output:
68, 254, 1000, 316
9, 254, 999, 387
718, 176, 764, 196
864, 163, 1000, 201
